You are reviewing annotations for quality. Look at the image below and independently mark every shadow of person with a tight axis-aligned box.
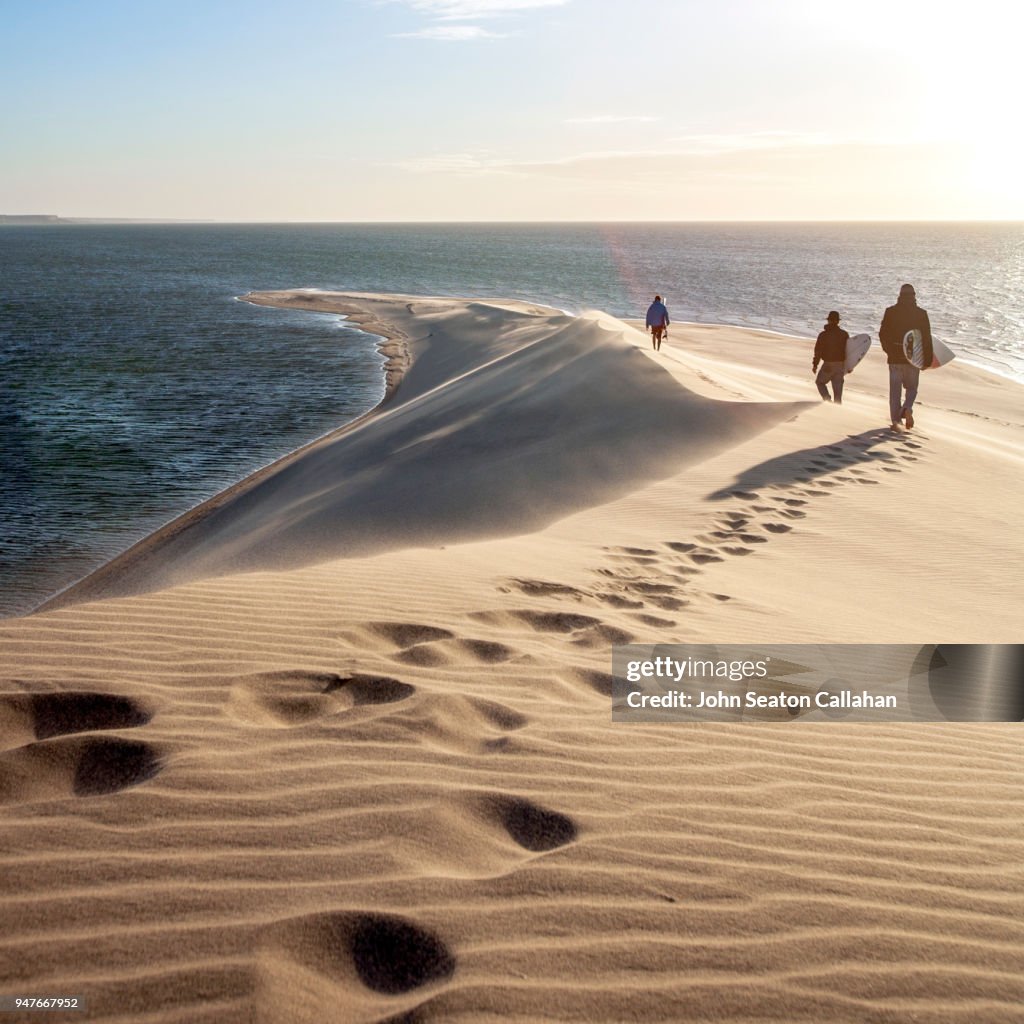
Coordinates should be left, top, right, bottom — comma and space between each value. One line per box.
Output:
706, 428, 903, 500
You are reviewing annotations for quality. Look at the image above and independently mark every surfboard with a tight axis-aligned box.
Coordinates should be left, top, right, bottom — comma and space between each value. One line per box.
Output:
903, 329, 955, 369
844, 333, 871, 373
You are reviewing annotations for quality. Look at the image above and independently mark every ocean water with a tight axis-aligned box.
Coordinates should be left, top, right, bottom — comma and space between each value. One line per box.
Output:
2, 222, 1022, 617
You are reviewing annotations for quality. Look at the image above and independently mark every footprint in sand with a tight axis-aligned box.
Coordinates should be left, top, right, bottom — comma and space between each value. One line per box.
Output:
482, 794, 578, 852
469, 697, 529, 732
72, 738, 162, 797
368, 622, 455, 648
0, 735, 163, 804
227, 670, 414, 728
632, 613, 677, 628
349, 915, 455, 995
370, 620, 518, 669
0, 690, 152, 751
596, 593, 645, 610
563, 667, 615, 697
481, 609, 636, 647
624, 582, 676, 596
690, 551, 724, 565
715, 519, 750, 531
513, 610, 603, 634
763, 522, 793, 534
296, 672, 415, 705
394, 645, 452, 667
572, 624, 635, 648
507, 578, 585, 600
664, 541, 697, 553
457, 639, 516, 664
263, 910, 455, 1015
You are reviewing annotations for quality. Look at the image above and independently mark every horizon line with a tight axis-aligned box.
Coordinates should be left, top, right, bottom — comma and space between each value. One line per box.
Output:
3, 217, 1023, 226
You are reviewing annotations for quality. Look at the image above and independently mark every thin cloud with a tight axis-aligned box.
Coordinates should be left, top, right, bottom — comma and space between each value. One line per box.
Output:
394, 24, 504, 39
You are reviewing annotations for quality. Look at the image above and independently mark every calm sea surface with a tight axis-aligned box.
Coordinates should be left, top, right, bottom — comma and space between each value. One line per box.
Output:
2, 222, 1022, 616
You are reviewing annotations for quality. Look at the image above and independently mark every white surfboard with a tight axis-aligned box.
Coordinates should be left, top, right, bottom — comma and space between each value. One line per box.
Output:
903, 329, 955, 369
844, 333, 871, 373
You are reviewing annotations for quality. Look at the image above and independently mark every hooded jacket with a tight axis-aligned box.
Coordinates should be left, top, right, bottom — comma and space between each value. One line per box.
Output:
879, 295, 932, 367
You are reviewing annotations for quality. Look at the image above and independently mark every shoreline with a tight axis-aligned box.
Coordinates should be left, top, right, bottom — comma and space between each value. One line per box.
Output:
239, 290, 412, 401
33, 292, 414, 614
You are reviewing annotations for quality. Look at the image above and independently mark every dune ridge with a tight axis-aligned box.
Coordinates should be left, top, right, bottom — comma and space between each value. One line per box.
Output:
41, 294, 809, 608
2, 294, 1023, 1022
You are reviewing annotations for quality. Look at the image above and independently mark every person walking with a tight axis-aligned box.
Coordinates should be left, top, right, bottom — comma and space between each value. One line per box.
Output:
812, 310, 849, 403
879, 283, 932, 430
645, 294, 670, 351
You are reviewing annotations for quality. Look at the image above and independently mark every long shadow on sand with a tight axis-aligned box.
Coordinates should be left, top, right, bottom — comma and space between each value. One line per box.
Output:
706, 427, 921, 500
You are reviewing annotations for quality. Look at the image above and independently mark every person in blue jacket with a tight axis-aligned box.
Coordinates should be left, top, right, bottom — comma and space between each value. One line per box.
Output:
645, 295, 670, 351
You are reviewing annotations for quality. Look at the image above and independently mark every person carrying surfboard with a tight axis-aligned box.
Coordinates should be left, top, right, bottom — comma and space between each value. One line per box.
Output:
645, 295, 670, 351
812, 310, 849, 404
879, 283, 932, 430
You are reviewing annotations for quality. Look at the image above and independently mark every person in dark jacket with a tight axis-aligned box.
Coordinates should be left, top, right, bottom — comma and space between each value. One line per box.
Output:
879, 283, 932, 429
812, 310, 849, 403
645, 295, 670, 351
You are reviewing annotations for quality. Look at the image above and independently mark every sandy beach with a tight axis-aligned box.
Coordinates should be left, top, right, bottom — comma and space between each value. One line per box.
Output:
2, 292, 1022, 1023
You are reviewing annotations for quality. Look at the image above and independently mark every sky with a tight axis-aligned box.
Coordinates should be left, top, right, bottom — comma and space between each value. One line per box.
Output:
1, 0, 1021, 221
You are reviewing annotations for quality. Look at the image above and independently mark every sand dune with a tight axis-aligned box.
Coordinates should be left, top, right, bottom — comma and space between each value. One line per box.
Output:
43, 296, 809, 606
2, 294, 1023, 1023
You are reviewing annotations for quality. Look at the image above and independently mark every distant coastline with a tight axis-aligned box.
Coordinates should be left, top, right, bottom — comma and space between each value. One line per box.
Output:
0, 214, 214, 224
